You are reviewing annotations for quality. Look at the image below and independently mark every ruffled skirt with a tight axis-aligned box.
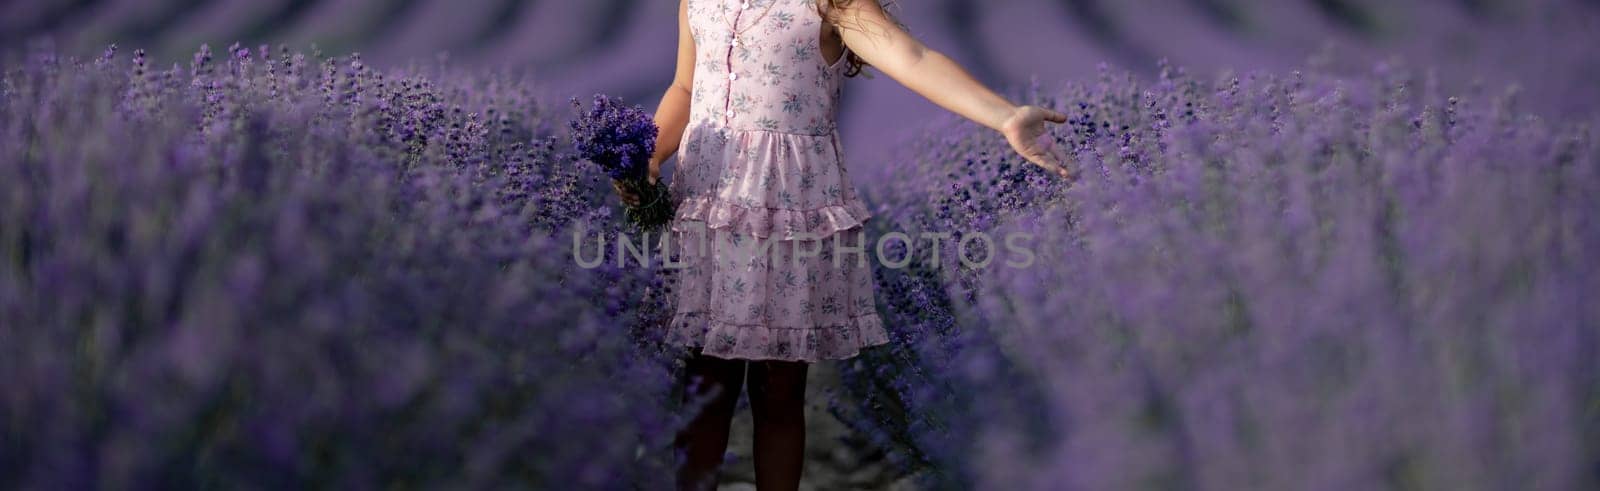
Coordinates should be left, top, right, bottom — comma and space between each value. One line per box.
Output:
664, 125, 889, 361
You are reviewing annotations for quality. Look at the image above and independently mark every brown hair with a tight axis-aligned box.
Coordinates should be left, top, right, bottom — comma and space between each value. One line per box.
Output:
816, 0, 903, 78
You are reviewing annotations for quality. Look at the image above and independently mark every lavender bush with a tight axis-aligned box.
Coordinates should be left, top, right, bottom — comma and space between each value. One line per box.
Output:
0, 44, 685, 488
844, 61, 1599, 489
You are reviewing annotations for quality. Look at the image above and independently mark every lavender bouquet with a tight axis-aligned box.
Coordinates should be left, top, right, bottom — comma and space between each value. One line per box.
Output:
569, 94, 674, 230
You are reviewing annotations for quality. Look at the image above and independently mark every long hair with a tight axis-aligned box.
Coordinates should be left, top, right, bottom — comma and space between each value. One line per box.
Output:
816, 0, 903, 78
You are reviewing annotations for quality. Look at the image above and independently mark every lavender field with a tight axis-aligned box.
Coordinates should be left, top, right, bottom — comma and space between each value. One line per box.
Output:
3, 1, 1600, 490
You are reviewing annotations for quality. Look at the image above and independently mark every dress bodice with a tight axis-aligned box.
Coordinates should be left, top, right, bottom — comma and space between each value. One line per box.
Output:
686, 0, 848, 135
670, 0, 868, 243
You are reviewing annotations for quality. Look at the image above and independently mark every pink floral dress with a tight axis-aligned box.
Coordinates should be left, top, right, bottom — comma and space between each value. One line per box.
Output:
664, 0, 890, 361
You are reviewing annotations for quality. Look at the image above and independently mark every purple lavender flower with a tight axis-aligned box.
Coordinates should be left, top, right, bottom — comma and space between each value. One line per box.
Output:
569, 94, 658, 181
568, 94, 674, 229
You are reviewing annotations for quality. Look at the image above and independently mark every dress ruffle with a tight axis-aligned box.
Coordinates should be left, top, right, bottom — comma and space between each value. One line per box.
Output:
667, 311, 891, 361
668, 124, 872, 242
670, 195, 872, 240
661, 221, 888, 362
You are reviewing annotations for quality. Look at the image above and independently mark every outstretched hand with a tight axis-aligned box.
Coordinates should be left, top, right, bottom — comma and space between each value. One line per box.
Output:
1000, 105, 1073, 180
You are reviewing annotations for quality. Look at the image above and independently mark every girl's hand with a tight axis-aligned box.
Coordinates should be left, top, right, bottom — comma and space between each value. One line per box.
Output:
1001, 105, 1073, 179
611, 162, 662, 207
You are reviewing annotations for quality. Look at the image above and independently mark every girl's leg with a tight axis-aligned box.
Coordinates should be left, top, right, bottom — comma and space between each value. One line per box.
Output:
747, 360, 809, 490
675, 353, 747, 491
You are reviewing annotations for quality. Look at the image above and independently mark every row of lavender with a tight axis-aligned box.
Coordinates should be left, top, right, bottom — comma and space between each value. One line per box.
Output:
0, 45, 691, 488
844, 63, 1600, 488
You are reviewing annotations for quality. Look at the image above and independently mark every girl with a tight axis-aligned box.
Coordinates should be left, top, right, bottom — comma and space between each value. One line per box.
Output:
616, 0, 1071, 488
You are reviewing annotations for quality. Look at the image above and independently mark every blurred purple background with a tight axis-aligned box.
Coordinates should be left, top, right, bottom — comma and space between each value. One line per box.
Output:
4, 3, 1598, 488
4, 0, 1596, 171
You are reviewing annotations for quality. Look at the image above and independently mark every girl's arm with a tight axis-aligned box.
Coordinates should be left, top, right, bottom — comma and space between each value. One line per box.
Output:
829, 1, 1073, 179
616, 0, 696, 206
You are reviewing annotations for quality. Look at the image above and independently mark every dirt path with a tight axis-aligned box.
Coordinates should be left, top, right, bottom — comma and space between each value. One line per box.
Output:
715, 361, 920, 490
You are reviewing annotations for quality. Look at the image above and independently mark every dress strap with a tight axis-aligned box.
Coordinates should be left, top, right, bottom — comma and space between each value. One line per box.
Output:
828, 44, 850, 70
